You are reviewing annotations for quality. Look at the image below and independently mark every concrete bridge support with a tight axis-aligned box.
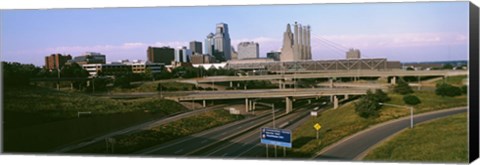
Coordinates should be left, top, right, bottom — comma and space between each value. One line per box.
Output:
230, 81, 233, 88
344, 94, 349, 100
249, 100, 253, 112
245, 98, 249, 112
285, 97, 293, 114
203, 100, 206, 107
329, 78, 334, 88
333, 95, 339, 109
391, 77, 397, 85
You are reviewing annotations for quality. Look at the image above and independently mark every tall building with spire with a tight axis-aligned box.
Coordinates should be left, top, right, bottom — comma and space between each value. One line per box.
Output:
281, 22, 311, 61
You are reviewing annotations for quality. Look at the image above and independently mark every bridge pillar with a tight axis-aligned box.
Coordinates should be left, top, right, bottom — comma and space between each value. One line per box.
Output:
391, 77, 397, 85
329, 78, 334, 88
333, 95, 339, 109
203, 100, 206, 107
230, 81, 233, 88
249, 100, 253, 112
308, 99, 311, 104
71, 83, 74, 90
285, 97, 293, 114
245, 98, 249, 112
344, 94, 349, 100
278, 80, 282, 89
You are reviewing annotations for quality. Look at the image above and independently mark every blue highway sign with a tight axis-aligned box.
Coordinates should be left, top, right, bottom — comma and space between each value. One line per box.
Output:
260, 128, 292, 148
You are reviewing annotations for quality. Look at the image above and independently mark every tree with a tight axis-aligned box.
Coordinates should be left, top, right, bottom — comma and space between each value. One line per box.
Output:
442, 64, 454, 70
354, 90, 382, 118
3, 62, 42, 87
114, 74, 132, 88
374, 89, 390, 103
393, 79, 413, 95
435, 83, 462, 97
403, 95, 421, 105
61, 63, 89, 78
461, 85, 468, 94
143, 68, 154, 81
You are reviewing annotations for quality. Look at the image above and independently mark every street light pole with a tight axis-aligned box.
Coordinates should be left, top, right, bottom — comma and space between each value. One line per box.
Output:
379, 102, 414, 128
272, 103, 276, 128
57, 67, 62, 90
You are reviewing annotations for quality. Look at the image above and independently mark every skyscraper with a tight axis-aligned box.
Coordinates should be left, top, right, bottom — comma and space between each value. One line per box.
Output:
204, 33, 215, 55
281, 22, 312, 61
209, 23, 232, 61
189, 41, 203, 54
237, 42, 259, 59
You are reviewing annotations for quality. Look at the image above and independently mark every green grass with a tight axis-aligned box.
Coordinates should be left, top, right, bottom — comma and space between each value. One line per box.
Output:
3, 86, 190, 152
289, 90, 467, 157
433, 75, 467, 86
71, 110, 244, 154
3, 86, 187, 127
364, 112, 468, 163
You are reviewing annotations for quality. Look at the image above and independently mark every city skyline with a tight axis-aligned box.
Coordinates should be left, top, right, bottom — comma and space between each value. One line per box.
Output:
1, 1, 469, 66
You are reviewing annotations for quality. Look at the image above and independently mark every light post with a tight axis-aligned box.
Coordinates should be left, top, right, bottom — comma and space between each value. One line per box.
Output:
255, 101, 277, 158
379, 102, 414, 128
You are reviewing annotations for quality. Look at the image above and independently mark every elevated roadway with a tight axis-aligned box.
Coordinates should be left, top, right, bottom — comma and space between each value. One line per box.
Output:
183, 70, 467, 84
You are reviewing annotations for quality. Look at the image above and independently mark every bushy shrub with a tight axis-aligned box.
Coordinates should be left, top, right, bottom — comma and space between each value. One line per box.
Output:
393, 79, 413, 95
461, 85, 467, 94
435, 83, 462, 97
403, 95, 421, 105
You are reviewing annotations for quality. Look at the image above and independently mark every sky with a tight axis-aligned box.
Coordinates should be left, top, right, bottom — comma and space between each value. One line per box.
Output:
0, 1, 470, 67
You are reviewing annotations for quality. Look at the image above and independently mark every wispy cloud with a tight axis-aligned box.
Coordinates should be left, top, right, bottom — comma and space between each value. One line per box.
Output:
312, 32, 468, 50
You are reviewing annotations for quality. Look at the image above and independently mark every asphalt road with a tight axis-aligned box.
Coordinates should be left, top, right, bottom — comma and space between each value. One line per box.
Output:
136, 108, 278, 156
138, 102, 325, 157
313, 107, 467, 160
193, 103, 326, 159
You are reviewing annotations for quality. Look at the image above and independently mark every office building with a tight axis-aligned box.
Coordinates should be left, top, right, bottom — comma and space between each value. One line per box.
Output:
281, 22, 312, 61
205, 33, 215, 55
68, 52, 106, 65
205, 23, 232, 61
44, 53, 72, 70
190, 54, 215, 64
175, 46, 192, 63
267, 51, 281, 61
346, 48, 361, 59
82, 60, 164, 76
237, 42, 259, 59
147, 46, 175, 64
189, 41, 203, 54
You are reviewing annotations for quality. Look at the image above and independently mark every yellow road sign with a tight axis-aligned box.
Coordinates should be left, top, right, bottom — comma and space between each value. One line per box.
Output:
314, 123, 321, 131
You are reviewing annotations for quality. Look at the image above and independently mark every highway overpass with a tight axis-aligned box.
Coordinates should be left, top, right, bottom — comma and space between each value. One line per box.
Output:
182, 70, 467, 84
168, 87, 380, 113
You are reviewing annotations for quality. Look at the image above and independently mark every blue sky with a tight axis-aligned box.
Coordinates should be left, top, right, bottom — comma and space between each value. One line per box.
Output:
1, 1, 469, 66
